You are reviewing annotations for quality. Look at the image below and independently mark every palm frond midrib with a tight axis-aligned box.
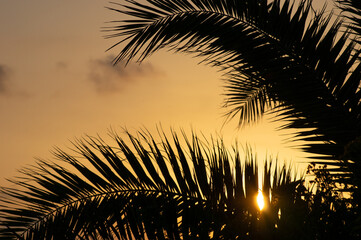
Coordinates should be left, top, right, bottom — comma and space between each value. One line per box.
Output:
117, 3, 350, 102
110, 5, 311, 65
6, 186, 207, 239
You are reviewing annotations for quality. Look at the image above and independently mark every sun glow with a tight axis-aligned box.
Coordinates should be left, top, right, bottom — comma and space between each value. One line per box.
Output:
257, 190, 265, 211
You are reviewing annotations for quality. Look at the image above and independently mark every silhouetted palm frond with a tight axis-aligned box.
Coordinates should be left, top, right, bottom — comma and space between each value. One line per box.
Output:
337, 0, 361, 42
106, 0, 361, 186
0, 130, 334, 239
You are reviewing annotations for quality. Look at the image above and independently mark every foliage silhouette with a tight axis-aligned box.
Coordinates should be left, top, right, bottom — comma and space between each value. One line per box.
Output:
1, 0, 361, 238
1, 130, 351, 239
105, 0, 361, 200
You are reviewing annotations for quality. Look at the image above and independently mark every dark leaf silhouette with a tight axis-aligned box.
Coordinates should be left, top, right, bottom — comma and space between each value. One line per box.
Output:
2, 0, 361, 238
1, 130, 353, 239
105, 0, 361, 191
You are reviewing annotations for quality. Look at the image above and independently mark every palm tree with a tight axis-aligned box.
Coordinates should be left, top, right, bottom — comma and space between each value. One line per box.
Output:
0, 130, 343, 239
104, 0, 361, 200
1, 0, 361, 238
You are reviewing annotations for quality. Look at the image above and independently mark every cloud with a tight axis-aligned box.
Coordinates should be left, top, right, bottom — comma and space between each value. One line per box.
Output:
88, 55, 164, 94
0, 64, 11, 94
56, 61, 68, 70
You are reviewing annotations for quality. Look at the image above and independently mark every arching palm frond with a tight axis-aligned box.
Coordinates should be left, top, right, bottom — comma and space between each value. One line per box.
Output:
0, 130, 346, 239
337, 0, 361, 42
335, 1, 361, 196
105, 0, 361, 185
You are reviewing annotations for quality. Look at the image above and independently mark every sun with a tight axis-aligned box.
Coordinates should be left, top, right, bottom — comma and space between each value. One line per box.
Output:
257, 189, 265, 211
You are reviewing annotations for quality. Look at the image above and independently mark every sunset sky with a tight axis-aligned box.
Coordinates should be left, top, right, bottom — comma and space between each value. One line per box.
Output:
0, 0, 332, 187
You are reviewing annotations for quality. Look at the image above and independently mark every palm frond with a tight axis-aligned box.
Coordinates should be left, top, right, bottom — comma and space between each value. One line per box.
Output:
106, 0, 361, 174
0, 130, 318, 239
337, 0, 361, 43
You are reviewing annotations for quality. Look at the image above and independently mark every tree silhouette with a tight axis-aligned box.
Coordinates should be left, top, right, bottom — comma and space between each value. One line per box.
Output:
105, 0, 361, 200
1, 0, 361, 238
1, 131, 345, 239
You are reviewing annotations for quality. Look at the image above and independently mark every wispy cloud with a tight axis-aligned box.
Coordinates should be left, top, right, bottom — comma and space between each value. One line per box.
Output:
0, 64, 11, 94
88, 55, 164, 94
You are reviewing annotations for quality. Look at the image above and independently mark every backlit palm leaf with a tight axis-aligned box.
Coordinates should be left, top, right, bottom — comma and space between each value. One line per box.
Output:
337, 0, 361, 42
0, 130, 328, 239
105, 0, 361, 185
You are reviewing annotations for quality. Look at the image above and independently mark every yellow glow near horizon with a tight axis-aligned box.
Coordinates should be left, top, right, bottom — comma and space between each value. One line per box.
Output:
257, 190, 265, 211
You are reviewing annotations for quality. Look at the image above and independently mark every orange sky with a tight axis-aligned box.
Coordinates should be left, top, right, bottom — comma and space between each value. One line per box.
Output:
0, 0, 332, 187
